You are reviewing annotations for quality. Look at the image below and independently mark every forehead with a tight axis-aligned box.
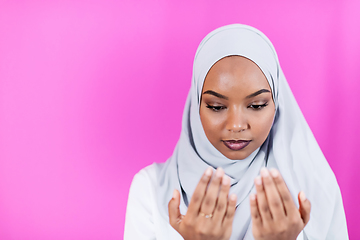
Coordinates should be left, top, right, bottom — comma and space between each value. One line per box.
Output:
202, 56, 271, 94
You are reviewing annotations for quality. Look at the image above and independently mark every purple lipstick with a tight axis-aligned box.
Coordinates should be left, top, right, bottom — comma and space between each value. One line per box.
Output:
222, 140, 251, 151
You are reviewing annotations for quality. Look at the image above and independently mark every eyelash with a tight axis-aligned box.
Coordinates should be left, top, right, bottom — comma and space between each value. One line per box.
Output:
206, 103, 268, 112
249, 103, 268, 110
206, 105, 226, 112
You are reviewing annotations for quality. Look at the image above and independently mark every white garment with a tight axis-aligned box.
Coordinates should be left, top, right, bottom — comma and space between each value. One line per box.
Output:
124, 164, 183, 240
124, 164, 308, 240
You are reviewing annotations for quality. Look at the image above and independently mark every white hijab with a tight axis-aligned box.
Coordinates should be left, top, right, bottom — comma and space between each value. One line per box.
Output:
155, 24, 348, 239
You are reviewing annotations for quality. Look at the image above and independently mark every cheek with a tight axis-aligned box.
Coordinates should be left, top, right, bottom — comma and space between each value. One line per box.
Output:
252, 109, 275, 138
200, 108, 225, 137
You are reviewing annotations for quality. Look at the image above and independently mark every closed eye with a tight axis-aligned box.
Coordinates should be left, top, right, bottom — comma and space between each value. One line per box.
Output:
249, 103, 268, 110
206, 104, 226, 112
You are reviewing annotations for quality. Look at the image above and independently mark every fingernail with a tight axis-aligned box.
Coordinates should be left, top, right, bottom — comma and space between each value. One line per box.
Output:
260, 168, 269, 177
216, 167, 224, 178
255, 176, 262, 185
250, 194, 256, 201
230, 194, 237, 201
205, 167, 213, 177
270, 168, 279, 178
222, 175, 230, 185
172, 190, 177, 199
300, 191, 307, 201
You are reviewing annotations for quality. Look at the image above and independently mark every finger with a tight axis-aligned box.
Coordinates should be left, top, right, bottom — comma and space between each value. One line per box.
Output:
250, 193, 262, 227
254, 175, 272, 222
298, 191, 311, 225
168, 189, 183, 231
261, 168, 285, 221
187, 167, 213, 218
270, 168, 298, 216
212, 174, 231, 223
199, 167, 224, 216
222, 194, 237, 226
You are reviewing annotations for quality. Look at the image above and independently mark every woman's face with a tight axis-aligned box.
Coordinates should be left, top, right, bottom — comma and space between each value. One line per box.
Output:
200, 56, 275, 160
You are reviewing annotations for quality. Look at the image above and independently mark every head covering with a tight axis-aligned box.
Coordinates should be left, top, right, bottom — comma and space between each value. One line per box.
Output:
156, 24, 348, 239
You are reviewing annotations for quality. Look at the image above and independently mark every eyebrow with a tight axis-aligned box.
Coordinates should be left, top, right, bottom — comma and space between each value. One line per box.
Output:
203, 90, 229, 100
202, 89, 270, 100
245, 89, 271, 98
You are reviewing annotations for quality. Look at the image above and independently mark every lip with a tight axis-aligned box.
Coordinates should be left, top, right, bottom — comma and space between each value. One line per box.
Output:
222, 140, 251, 151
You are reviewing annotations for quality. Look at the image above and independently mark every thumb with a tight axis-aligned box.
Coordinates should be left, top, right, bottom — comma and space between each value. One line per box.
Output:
168, 189, 182, 231
298, 191, 311, 226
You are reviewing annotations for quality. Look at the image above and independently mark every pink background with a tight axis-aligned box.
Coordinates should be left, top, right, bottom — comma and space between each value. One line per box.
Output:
0, 0, 359, 239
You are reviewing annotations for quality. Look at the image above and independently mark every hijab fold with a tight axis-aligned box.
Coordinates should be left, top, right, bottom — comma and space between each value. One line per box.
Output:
155, 24, 348, 240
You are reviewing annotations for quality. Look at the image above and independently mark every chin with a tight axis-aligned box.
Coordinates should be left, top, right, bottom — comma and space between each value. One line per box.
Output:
223, 151, 251, 161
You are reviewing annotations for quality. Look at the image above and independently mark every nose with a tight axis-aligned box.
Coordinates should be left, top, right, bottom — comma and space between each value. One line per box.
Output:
226, 108, 248, 132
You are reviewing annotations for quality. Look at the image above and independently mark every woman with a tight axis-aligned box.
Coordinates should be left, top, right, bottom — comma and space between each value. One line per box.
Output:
124, 24, 348, 240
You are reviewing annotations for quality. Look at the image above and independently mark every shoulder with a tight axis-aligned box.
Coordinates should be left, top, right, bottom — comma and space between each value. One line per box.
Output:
124, 163, 166, 239
130, 163, 164, 192
135, 162, 164, 179
127, 162, 165, 203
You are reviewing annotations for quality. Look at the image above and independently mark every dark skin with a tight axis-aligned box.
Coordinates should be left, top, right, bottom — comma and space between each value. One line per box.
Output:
199, 55, 275, 160
168, 56, 311, 240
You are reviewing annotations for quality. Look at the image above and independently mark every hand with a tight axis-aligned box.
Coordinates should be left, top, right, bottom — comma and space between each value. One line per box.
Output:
168, 167, 237, 240
250, 168, 311, 240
